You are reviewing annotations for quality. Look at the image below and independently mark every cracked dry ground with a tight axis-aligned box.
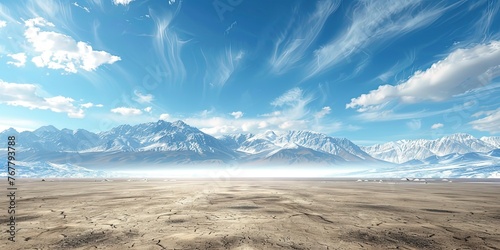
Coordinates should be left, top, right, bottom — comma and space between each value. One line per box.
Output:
1, 179, 499, 250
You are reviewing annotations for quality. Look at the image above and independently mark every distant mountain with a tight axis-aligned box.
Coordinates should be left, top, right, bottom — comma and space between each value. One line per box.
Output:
1, 121, 499, 178
362, 133, 496, 163
346, 149, 500, 179
94, 120, 235, 157
221, 130, 379, 162
246, 143, 345, 165
481, 136, 500, 148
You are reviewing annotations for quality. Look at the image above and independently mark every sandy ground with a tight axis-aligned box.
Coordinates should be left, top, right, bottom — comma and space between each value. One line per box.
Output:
1, 179, 499, 250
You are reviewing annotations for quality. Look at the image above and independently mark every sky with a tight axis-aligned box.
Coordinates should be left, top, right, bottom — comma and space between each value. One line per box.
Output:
0, 0, 499, 145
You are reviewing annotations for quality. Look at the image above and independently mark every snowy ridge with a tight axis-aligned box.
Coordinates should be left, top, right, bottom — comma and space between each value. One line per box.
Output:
0, 121, 499, 178
363, 133, 497, 163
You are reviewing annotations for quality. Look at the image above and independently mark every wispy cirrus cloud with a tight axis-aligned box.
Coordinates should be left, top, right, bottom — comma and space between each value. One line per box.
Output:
149, 6, 186, 85
472, 0, 500, 41
270, 0, 339, 74
24, 17, 121, 73
72, 2, 90, 13
203, 46, 244, 88
0, 80, 84, 118
347, 41, 500, 112
306, 0, 453, 79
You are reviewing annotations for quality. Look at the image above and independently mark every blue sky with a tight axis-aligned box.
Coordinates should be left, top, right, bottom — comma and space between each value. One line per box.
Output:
0, 0, 499, 145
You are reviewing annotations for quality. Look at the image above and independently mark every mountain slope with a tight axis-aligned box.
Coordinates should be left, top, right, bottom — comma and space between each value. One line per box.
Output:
363, 133, 496, 163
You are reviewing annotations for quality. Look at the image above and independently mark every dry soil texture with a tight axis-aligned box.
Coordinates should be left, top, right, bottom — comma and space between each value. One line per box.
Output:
1, 179, 499, 249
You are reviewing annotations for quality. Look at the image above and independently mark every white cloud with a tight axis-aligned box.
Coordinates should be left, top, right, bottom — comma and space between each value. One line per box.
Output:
406, 119, 421, 130
307, 0, 450, 78
0, 80, 84, 118
7, 53, 27, 67
168, 0, 176, 5
24, 17, 120, 73
204, 47, 244, 88
231, 111, 243, 119
0, 20, 6, 28
159, 113, 170, 120
111, 107, 143, 116
431, 123, 444, 129
73, 2, 90, 13
81, 102, 94, 108
144, 107, 152, 113
469, 108, 500, 134
80, 102, 103, 108
133, 90, 154, 103
271, 87, 304, 106
314, 106, 331, 119
270, 0, 339, 74
347, 41, 500, 111
181, 88, 352, 136
113, 0, 134, 5
150, 7, 186, 85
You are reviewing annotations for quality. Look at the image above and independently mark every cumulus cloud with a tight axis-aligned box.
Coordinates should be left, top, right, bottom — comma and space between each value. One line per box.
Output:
133, 90, 154, 103
111, 107, 142, 116
180, 88, 353, 136
7, 53, 27, 67
469, 108, 500, 134
24, 17, 120, 73
0, 20, 6, 28
80, 102, 103, 108
113, 0, 134, 5
231, 111, 243, 119
159, 113, 170, 120
314, 106, 331, 119
347, 41, 500, 111
144, 107, 152, 113
406, 119, 421, 130
0, 80, 84, 118
431, 123, 444, 129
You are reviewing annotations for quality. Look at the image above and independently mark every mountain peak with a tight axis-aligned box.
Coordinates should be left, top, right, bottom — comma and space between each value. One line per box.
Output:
172, 120, 187, 127
34, 125, 59, 134
443, 133, 476, 142
1, 127, 18, 134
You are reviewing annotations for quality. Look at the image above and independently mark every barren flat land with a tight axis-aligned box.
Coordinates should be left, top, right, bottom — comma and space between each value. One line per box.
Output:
2, 179, 500, 249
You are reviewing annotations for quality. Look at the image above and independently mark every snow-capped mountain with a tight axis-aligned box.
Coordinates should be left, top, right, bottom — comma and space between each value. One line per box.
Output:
348, 149, 500, 179
222, 130, 378, 162
258, 143, 345, 165
1, 121, 499, 178
95, 120, 235, 157
481, 136, 500, 148
363, 133, 496, 163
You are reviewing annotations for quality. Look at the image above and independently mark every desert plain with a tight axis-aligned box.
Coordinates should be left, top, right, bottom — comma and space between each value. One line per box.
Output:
1, 178, 499, 250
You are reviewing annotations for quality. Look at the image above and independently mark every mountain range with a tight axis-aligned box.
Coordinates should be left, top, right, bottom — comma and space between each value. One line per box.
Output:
1, 120, 499, 177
